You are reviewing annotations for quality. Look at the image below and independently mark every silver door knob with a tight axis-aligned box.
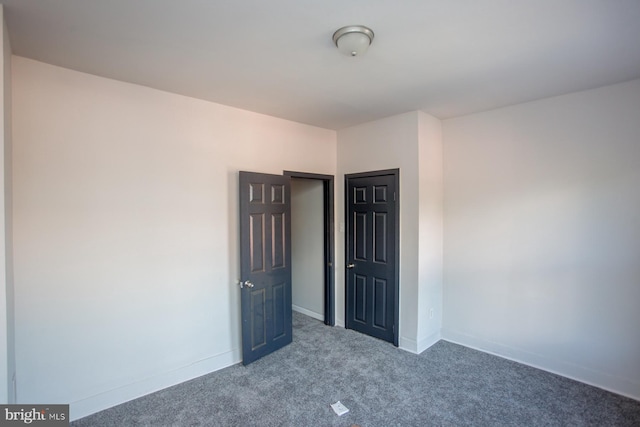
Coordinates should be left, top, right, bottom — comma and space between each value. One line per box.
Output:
241, 280, 254, 288
346, 264, 355, 269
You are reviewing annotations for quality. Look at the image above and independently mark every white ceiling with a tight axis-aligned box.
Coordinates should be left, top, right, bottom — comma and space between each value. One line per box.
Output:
3, 1, 640, 130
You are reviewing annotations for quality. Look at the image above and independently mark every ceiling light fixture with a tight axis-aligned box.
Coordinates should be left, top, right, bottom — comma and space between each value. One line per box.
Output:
332, 25, 374, 57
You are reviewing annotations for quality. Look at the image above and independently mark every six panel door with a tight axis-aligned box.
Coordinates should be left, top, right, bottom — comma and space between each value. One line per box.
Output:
345, 171, 397, 345
239, 171, 292, 365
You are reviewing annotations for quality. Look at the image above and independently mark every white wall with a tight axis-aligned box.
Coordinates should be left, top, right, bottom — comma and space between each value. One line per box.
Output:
12, 56, 336, 419
291, 178, 324, 320
417, 112, 443, 351
442, 79, 640, 400
0, 5, 14, 404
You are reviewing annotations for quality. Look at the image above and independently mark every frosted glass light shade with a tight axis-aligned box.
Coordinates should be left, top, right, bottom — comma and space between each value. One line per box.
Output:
333, 26, 374, 57
337, 32, 370, 56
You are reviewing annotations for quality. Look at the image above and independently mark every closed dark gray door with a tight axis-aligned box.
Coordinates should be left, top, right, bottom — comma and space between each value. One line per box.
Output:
239, 171, 292, 365
345, 170, 398, 345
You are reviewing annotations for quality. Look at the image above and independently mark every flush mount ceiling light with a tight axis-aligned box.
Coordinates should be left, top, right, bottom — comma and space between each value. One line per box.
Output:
332, 25, 374, 57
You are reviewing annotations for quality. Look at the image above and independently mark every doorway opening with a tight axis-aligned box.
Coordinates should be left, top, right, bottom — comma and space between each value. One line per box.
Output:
285, 171, 335, 326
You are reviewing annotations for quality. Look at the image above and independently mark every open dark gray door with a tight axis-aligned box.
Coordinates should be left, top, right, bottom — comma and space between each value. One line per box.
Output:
345, 169, 399, 345
239, 171, 292, 365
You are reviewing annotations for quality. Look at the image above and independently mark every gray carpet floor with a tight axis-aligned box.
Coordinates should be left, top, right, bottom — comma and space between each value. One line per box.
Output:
73, 312, 640, 426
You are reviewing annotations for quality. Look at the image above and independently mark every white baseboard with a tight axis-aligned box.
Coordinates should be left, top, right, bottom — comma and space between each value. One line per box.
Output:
442, 329, 640, 402
399, 336, 419, 354
70, 348, 241, 421
292, 304, 324, 322
399, 333, 440, 354
416, 331, 442, 354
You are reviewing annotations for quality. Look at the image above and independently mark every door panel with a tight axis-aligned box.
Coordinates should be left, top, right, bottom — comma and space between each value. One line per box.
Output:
249, 213, 265, 272
272, 212, 285, 268
346, 170, 398, 345
250, 289, 266, 349
354, 212, 367, 260
373, 212, 387, 263
373, 278, 387, 329
240, 171, 292, 365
